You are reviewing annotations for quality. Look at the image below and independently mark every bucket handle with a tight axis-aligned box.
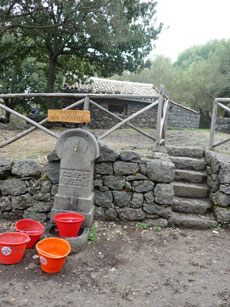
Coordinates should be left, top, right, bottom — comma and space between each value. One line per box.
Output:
36, 244, 64, 259
18, 229, 44, 233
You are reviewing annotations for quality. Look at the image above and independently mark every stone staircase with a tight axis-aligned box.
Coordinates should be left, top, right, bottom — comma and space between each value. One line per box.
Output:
166, 146, 217, 229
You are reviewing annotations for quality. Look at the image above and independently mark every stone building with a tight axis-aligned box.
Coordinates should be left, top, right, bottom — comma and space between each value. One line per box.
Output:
63, 77, 200, 129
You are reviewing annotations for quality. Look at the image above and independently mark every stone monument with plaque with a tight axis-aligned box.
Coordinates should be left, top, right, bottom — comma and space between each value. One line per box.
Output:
50, 129, 100, 227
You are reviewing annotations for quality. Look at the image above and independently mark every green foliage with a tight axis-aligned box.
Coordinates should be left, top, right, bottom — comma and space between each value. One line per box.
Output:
136, 222, 147, 229
88, 225, 98, 243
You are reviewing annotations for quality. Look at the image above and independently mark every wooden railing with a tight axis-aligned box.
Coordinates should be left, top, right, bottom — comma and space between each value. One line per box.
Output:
0, 87, 168, 149
209, 98, 230, 149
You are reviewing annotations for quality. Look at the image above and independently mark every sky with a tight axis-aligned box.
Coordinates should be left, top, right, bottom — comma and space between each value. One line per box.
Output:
152, 0, 230, 62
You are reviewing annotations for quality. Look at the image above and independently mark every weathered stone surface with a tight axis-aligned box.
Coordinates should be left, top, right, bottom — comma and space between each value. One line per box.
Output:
0, 159, 12, 176
140, 163, 146, 175
105, 208, 118, 221
172, 197, 212, 214
167, 146, 204, 158
170, 156, 206, 171
144, 218, 168, 228
154, 183, 174, 205
144, 191, 154, 204
215, 207, 230, 223
113, 191, 132, 207
47, 150, 60, 162
132, 180, 154, 193
125, 181, 132, 191
206, 166, 212, 176
11, 193, 32, 210
146, 160, 175, 183
207, 174, 220, 192
120, 150, 141, 162
143, 203, 172, 218
0, 179, 27, 196
27, 178, 41, 195
175, 169, 207, 183
33, 193, 51, 202
173, 182, 209, 198
95, 162, 113, 175
103, 175, 125, 190
41, 181, 52, 194
12, 159, 41, 177
97, 141, 119, 162
46, 161, 60, 184
130, 193, 144, 208
94, 190, 113, 208
0, 196, 11, 211
151, 152, 171, 161
126, 174, 147, 181
23, 210, 47, 221
219, 163, 230, 184
114, 161, 139, 175
118, 207, 145, 221
30, 201, 53, 213
168, 214, 217, 229
220, 184, 230, 195
51, 184, 58, 196
215, 191, 230, 208
94, 206, 105, 219
94, 178, 103, 187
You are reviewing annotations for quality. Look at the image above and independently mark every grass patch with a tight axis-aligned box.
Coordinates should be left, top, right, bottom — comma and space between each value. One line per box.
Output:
88, 225, 98, 243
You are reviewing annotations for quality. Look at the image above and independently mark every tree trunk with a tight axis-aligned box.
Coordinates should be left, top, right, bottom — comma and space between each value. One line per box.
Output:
46, 55, 57, 110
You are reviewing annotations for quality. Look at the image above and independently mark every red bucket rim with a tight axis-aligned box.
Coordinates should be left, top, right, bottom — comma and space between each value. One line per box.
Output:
0, 232, 30, 245
15, 219, 45, 234
54, 213, 85, 223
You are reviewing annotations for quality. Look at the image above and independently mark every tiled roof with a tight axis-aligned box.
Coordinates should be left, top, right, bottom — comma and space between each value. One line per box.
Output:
64, 77, 199, 114
64, 77, 159, 96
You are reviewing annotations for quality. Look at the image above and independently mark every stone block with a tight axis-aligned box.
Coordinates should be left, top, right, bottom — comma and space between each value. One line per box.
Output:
113, 191, 132, 207
103, 175, 125, 190
94, 190, 113, 208
12, 159, 41, 177
130, 193, 144, 208
0, 159, 12, 176
118, 207, 145, 221
120, 150, 141, 162
154, 183, 174, 205
95, 162, 113, 175
0, 179, 27, 196
97, 141, 119, 162
132, 180, 154, 193
114, 161, 139, 175
146, 160, 175, 183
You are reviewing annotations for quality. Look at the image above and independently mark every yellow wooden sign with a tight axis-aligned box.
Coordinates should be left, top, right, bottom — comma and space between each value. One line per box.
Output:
48, 110, 90, 123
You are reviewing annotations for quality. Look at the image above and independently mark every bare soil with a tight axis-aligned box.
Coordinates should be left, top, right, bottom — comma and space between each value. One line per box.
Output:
1, 126, 230, 307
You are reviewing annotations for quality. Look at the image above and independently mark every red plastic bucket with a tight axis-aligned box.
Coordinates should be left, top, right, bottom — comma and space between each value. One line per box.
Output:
54, 212, 85, 237
0, 232, 30, 264
15, 219, 45, 248
36, 238, 71, 273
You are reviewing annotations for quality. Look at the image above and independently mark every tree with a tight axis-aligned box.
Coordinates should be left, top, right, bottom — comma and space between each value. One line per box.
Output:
1, 0, 162, 110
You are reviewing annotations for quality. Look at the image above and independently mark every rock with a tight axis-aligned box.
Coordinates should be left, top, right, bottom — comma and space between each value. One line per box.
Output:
97, 141, 119, 162
132, 180, 154, 193
29, 201, 53, 213
112, 191, 132, 207
114, 161, 139, 175
126, 174, 147, 181
94, 207, 105, 219
215, 207, 230, 223
118, 208, 145, 221
167, 146, 204, 158
94, 190, 113, 208
0, 159, 12, 176
23, 211, 48, 221
146, 160, 175, 183
105, 208, 118, 221
215, 191, 230, 208
33, 193, 51, 202
12, 159, 41, 177
95, 162, 113, 175
46, 161, 60, 184
27, 263, 38, 270
220, 184, 230, 195
143, 203, 172, 218
0, 196, 12, 211
154, 183, 174, 205
120, 151, 141, 162
11, 193, 32, 210
41, 181, 52, 194
47, 150, 60, 162
144, 191, 154, 204
51, 184, 58, 196
219, 163, 230, 184
103, 175, 125, 190
130, 193, 144, 209
0, 179, 27, 196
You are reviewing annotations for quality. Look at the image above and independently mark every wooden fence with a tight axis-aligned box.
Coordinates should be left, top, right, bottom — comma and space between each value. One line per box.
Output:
209, 98, 230, 149
0, 85, 169, 149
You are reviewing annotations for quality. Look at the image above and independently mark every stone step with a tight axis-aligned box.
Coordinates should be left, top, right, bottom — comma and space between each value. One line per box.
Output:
175, 169, 207, 183
168, 213, 217, 229
172, 197, 213, 214
166, 146, 204, 159
173, 182, 209, 198
170, 156, 206, 171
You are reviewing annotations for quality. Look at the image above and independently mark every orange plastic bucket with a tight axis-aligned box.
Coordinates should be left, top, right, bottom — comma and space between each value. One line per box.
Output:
0, 232, 30, 264
36, 238, 71, 273
54, 212, 85, 237
15, 219, 45, 248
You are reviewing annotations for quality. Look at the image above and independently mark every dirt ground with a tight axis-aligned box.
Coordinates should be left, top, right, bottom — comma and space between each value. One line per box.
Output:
1, 126, 230, 306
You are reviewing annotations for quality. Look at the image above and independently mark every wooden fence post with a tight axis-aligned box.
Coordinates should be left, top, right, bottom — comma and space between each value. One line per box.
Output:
209, 99, 218, 149
156, 84, 164, 146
